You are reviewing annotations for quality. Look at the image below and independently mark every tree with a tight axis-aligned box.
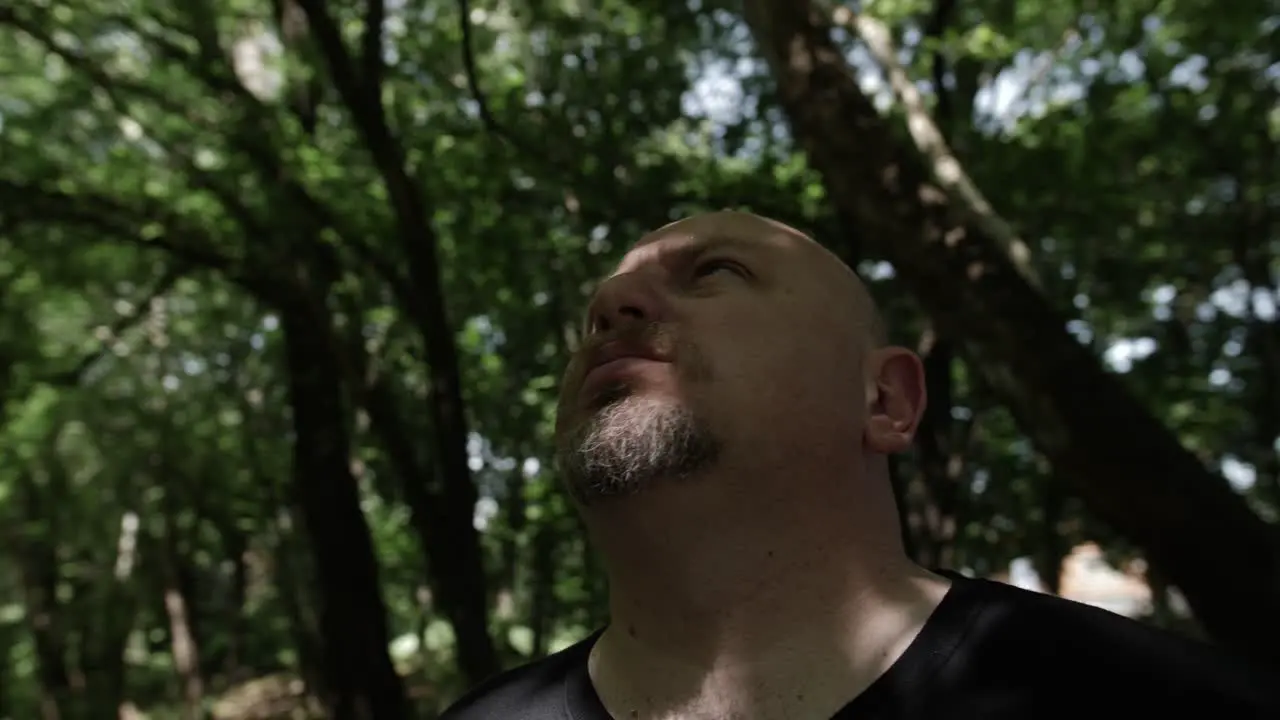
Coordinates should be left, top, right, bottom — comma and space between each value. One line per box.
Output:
742, 0, 1280, 665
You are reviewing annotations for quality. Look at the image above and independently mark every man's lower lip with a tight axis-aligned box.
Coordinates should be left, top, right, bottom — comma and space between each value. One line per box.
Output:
582, 357, 657, 392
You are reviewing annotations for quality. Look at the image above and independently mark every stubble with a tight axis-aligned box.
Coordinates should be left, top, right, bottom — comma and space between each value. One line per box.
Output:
556, 340, 721, 504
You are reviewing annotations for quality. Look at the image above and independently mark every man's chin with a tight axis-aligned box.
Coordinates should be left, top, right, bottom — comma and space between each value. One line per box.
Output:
556, 398, 720, 506
577, 385, 678, 420
583, 380, 640, 409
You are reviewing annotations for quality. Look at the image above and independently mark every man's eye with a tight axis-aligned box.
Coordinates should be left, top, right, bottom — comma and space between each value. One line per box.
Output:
692, 258, 745, 279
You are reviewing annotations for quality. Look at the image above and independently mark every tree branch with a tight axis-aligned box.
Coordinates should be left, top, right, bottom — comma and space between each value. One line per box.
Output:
296, 0, 502, 681
0, 8, 212, 129
98, 12, 250, 103
72, 7, 411, 308
454, 0, 633, 198
293, 0, 374, 111
922, 0, 957, 129
0, 179, 267, 294
362, 0, 386, 95
744, 0, 1280, 665
456, 0, 527, 151
825, 2, 1041, 288
44, 264, 189, 387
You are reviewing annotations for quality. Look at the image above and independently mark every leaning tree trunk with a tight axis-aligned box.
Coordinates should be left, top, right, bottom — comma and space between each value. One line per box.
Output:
279, 292, 408, 720
742, 0, 1280, 667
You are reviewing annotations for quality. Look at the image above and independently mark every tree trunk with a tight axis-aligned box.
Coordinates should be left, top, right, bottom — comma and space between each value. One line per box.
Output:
155, 451, 206, 717
15, 471, 72, 720
273, 519, 326, 700
280, 298, 407, 720
1233, 198, 1280, 508
293, 0, 500, 682
742, 0, 1280, 666
222, 528, 249, 681
21, 556, 70, 720
355, 370, 499, 687
902, 330, 964, 568
81, 509, 141, 719
162, 587, 204, 720
248, 404, 326, 697
1036, 480, 1068, 596
0, 618, 16, 720
530, 524, 556, 658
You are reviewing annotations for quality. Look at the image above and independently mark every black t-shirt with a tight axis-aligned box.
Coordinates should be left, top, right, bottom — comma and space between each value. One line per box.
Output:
440, 572, 1280, 718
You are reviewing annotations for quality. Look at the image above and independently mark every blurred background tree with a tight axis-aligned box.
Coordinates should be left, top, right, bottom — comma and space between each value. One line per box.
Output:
0, 0, 1276, 717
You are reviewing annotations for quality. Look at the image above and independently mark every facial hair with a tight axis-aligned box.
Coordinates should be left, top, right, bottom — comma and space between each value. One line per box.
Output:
557, 384, 721, 505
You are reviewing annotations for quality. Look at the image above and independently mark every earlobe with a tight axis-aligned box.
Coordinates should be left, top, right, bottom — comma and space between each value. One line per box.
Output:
861, 347, 927, 455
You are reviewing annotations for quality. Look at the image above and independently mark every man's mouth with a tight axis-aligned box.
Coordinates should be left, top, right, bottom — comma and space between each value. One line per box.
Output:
583, 381, 630, 411
581, 356, 659, 401
588, 339, 665, 369
576, 339, 670, 404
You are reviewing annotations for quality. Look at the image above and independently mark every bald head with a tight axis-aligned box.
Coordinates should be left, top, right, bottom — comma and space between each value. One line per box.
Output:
555, 210, 924, 506
618, 212, 887, 351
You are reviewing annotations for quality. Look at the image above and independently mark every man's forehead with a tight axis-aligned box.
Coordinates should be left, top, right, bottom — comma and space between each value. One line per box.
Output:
584, 211, 883, 342
616, 211, 809, 269
640, 210, 806, 246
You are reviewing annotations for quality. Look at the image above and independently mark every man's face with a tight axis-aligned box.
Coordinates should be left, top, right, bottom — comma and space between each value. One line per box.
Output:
554, 212, 869, 505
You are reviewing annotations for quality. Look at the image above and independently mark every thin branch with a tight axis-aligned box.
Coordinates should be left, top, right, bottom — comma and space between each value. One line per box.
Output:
996, 29, 1078, 122
96, 12, 250, 102
922, 0, 957, 40
456, 0, 521, 148
44, 265, 189, 387
1, 8, 213, 128
0, 179, 260, 290
27, 5, 409, 308
449, 0, 841, 253
0, 15, 279, 277
293, 0, 446, 313
827, 3, 1042, 289
362, 0, 386, 95
455, 0, 601, 186
293, 0, 373, 110
922, 0, 957, 128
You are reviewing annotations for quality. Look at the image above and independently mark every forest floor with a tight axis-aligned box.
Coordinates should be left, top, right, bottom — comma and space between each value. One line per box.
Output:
204, 672, 441, 719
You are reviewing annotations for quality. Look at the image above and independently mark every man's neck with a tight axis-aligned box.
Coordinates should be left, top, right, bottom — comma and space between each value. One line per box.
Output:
581, 482, 950, 720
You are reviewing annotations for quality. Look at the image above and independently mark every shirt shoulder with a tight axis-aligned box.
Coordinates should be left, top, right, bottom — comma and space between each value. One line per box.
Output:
439, 631, 600, 720
942, 576, 1280, 715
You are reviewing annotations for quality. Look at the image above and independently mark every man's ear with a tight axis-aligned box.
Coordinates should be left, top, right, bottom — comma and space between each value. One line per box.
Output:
862, 347, 927, 455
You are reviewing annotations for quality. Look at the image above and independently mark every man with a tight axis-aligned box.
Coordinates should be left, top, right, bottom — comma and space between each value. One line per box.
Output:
442, 211, 1278, 719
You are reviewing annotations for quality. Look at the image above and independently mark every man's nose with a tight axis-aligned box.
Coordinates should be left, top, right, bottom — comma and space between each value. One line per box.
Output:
585, 271, 667, 335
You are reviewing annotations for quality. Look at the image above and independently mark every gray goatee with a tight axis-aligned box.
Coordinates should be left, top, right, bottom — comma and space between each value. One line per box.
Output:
558, 391, 721, 505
